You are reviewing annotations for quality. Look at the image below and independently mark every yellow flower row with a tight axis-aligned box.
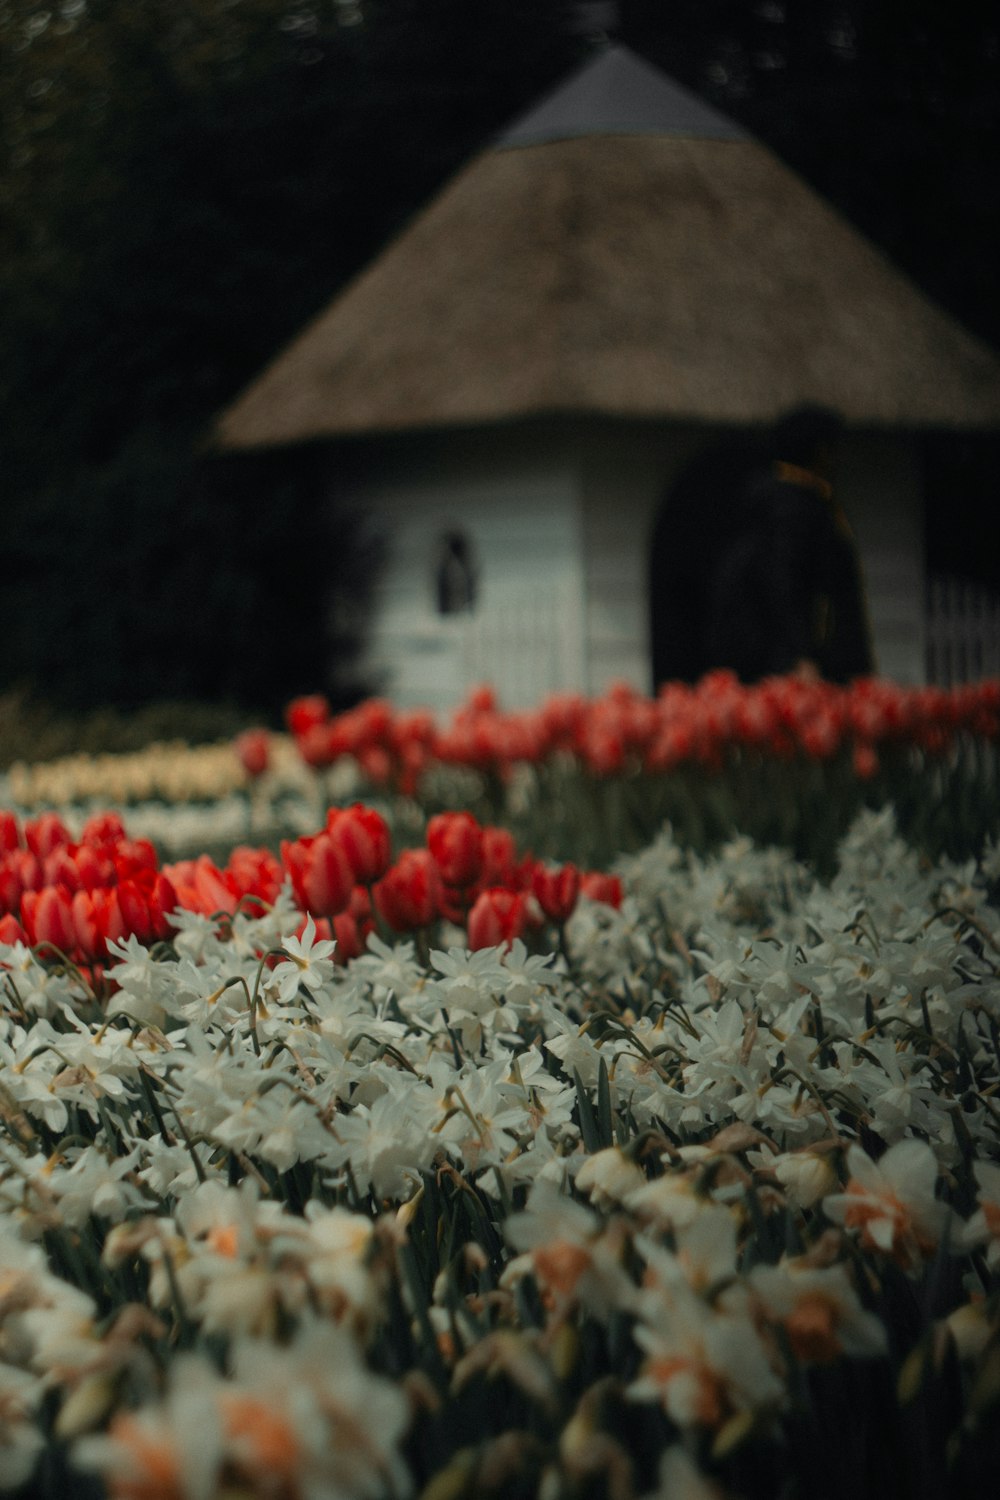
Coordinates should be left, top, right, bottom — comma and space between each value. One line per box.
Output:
5, 735, 314, 810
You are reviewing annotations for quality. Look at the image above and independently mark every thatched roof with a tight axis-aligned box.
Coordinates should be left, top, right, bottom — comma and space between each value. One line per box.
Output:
215, 45, 1000, 449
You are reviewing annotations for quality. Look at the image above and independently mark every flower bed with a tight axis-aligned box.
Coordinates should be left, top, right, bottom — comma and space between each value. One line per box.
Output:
0, 805, 617, 974
1, 795, 1000, 1497
1, 735, 333, 861
279, 674, 1000, 871
8, 674, 998, 877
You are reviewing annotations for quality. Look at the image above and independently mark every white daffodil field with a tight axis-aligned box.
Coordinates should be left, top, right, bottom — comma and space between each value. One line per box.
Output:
2, 675, 1000, 1499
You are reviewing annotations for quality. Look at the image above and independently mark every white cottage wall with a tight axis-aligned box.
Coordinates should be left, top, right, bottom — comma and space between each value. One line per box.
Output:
344, 428, 588, 715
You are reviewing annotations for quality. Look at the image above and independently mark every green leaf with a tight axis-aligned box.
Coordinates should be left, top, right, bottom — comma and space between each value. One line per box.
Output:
596, 1054, 615, 1150
573, 1067, 602, 1155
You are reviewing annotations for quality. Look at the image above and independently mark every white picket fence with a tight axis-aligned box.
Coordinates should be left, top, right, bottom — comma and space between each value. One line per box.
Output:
925, 575, 1000, 686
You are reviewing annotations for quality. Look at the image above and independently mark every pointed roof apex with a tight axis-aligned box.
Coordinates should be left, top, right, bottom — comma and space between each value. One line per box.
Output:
497, 42, 749, 149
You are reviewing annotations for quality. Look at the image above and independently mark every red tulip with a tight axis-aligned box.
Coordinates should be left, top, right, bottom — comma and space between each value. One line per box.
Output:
10, 850, 43, 896
531, 862, 581, 924
467, 888, 530, 951
356, 697, 394, 745
22, 885, 77, 955
25, 813, 71, 860
396, 740, 428, 797
71, 888, 103, 960
280, 837, 311, 910
163, 856, 239, 918
43, 845, 84, 893
282, 831, 353, 918
374, 849, 441, 932
852, 742, 879, 780
235, 729, 270, 778
580, 872, 624, 909
358, 745, 393, 787
800, 709, 842, 760
480, 826, 518, 888
0, 860, 24, 916
327, 804, 391, 886
392, 709, 437, 758
0, 912, 27, 945
149, 872, 179, 941
72, 887, 126, 961
117, 879, 158, 946
296, 722, 337, 769
580, 725, 626, 776
285, 694, 329, 738
465, 684, 497, 714
226, 847, 284, 909
304, 832, 355, 919
73, 843, 113, 891
427, 811, 483, 888
0, 812, 21, 854
113, 839, 158, 880
80, 811, 127, 850
116, 871, 177, 944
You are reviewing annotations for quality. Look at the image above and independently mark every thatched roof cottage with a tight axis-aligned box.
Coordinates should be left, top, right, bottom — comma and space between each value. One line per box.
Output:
216, 44, 1000, 709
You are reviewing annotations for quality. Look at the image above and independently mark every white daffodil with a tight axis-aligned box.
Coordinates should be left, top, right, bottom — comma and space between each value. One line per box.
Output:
47, 1145, 147, 1229
625, 1165, 707, 1233
291, 1203, 378, 1331
0, 1027, 69, 1134
0, 1359, 45, 1489
323, 1082, 439, 1201
496, 1042, 577, 1136
224, 1318, 412, 1500
423, 946, 519, 1048
72, 1354, 225, 1500
636, 1204, 740, 1301
543, 1010, 607, 1090
764, 1148, 839, 1209
498, 937, 561, 1014
269, 915, 338, 1006
503, 1178, 636, 1323
823, 1138, 953, 1273
748, 1258, 887, 1365
848, 1036, 952, 1140
629, 1277, 785, 1430
638, 1444, 730, 1500
350, 935, 426, 1006
135, 1143, 211, 1201
576, 1145, 647, 1209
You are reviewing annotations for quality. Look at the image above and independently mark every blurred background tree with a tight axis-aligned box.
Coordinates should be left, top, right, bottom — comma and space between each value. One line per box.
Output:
0, 0, 996, 721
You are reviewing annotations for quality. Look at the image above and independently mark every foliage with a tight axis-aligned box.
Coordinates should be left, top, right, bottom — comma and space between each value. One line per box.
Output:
0, 686, 260, 769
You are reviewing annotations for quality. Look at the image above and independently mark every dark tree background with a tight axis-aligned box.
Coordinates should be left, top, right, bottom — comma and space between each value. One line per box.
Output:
1, 0, 997, 718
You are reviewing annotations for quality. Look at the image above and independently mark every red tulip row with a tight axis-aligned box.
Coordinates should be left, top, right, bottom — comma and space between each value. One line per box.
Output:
269, 674, 1000, 792
277, 806, 620, 959
0, 810, 177, 961
0, 805, 621, 976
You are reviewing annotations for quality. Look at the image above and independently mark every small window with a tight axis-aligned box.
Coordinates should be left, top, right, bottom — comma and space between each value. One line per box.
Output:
434, 529, 478, 615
